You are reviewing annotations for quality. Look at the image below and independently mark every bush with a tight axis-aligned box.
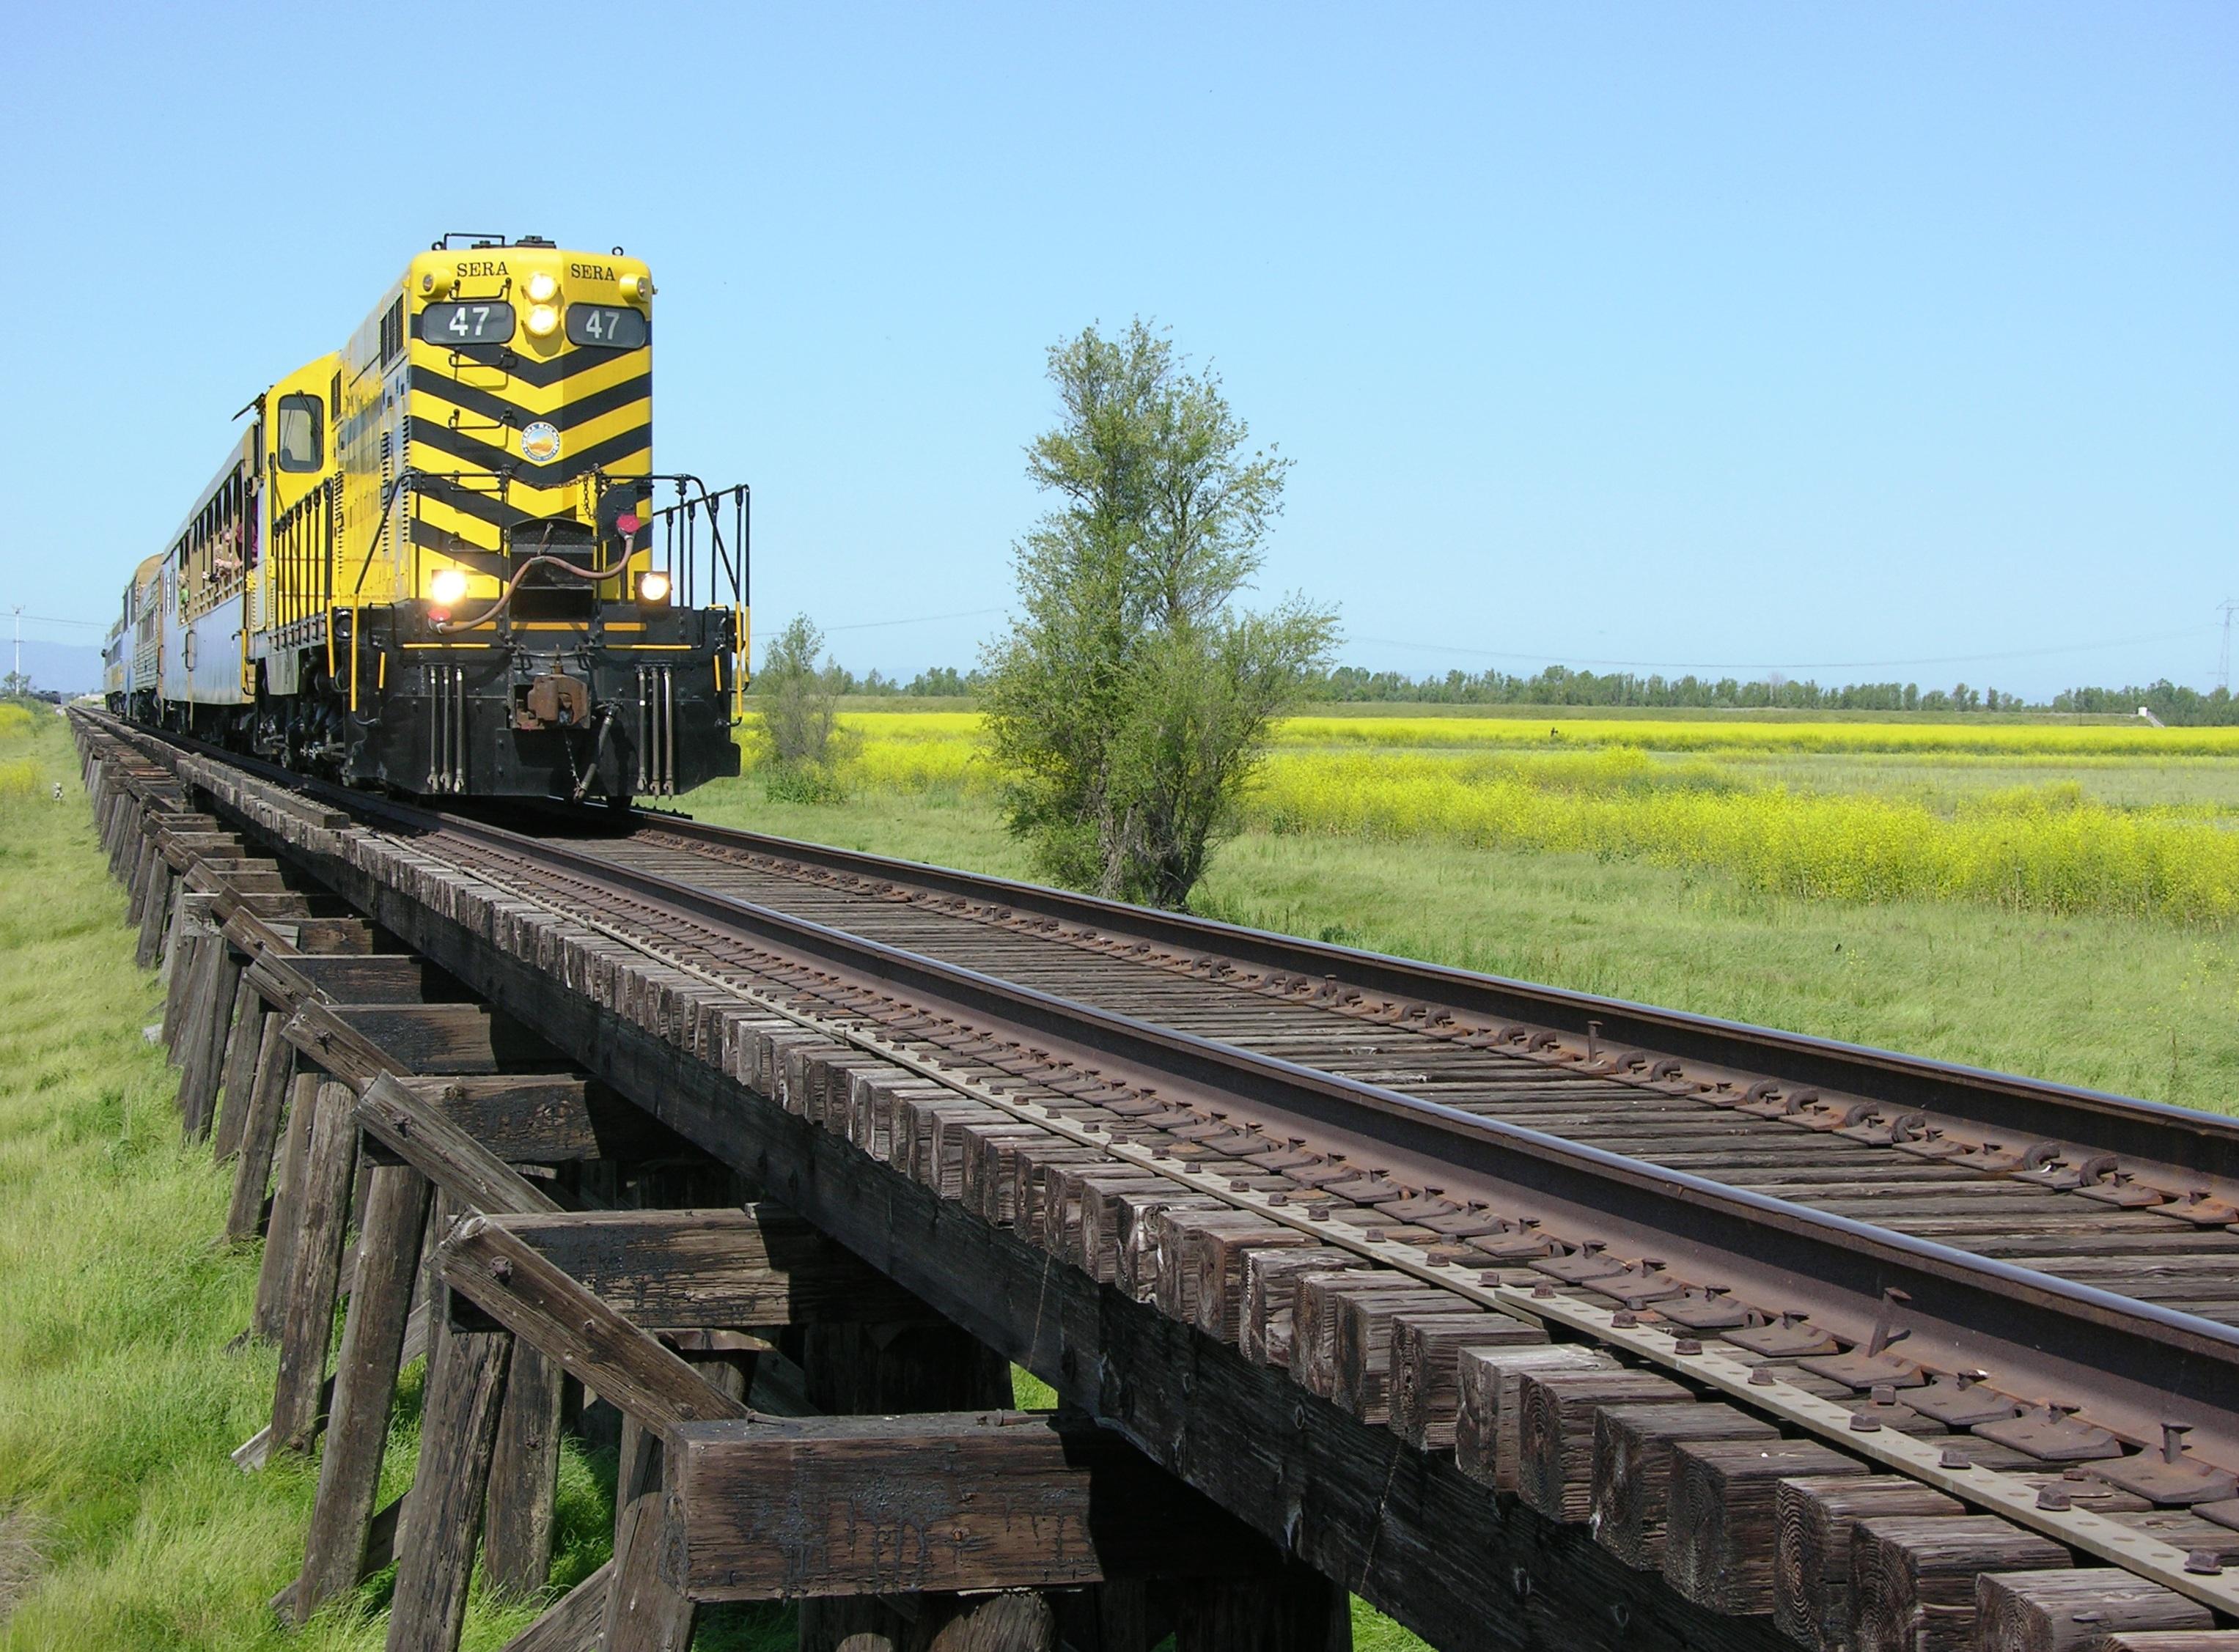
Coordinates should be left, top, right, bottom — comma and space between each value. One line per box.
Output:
762, 762, 849, 805
980, 320, 1337, 908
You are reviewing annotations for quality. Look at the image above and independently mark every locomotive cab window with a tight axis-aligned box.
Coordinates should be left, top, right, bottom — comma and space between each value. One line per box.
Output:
275, 394, 323, 471
567, 303, 648, 348
422, 300, 516, 344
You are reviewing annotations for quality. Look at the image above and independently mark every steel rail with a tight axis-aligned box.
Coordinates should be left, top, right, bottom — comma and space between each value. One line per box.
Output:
550, 807, 2239, 1186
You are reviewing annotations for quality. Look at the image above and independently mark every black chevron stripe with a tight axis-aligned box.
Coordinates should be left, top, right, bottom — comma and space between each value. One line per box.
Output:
411, 419, 652, 488
414, 369, 652, 434
408, 519, 512, 576
426, 341, 647, 388
411, 480, 534, 532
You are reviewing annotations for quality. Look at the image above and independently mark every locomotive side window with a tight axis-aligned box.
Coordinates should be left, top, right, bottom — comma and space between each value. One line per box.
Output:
421, 300, 517, 344
276, 394, 324, 472
567, 304, 648, 348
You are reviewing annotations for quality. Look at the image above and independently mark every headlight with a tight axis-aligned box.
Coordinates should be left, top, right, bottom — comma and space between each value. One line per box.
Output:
636, 569, 672, 605
620, 272, 653, 302
419, 269, 453, 299
430, 568, 468, 606
526, 303, 559, 337
525, 270, 559, 304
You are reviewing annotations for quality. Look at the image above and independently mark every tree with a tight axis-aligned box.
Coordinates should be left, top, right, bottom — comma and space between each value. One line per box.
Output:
752, 614, 852, 797
980, 320, 1338, 908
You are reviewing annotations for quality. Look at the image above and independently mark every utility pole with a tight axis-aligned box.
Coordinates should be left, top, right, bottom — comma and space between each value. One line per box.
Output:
9, 605, 18, 687
2221, 600, 2238, 696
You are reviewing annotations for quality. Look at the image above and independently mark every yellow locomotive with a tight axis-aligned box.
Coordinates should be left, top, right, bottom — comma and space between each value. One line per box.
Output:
106, 233, 746, 800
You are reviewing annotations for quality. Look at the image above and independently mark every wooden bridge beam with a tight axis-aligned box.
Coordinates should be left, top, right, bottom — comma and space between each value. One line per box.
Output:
667, 1408, 1273, 1601
488, 1206, 933, 1328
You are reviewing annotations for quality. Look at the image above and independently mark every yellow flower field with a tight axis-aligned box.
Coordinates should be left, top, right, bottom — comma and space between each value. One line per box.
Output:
1272, 715, 2239, 758
1250, 752, 2239, 923
0, 701, 38, 796
757, 710, 2239, 926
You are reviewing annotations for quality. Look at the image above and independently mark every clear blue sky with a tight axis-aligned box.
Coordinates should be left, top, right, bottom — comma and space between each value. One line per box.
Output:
4, 2, 2233, 697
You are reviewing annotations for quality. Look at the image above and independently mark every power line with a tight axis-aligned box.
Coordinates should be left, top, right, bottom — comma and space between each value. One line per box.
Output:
821, 606, 1004, 633
1348, 626, 2208, 675
0, 610, 106, 630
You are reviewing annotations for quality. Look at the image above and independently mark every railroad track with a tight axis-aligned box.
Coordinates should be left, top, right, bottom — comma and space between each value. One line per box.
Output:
554, 815, 2239, 1314
83, 711, 2239, 1632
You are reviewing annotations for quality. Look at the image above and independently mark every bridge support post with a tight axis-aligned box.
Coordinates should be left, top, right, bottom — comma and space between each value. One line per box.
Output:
798, 1319, 1059, 1652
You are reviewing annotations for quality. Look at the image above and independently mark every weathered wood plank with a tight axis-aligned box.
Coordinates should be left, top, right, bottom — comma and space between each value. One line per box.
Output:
485, 1208, 929, 1328
669, 1411, 1263, 1599
1159, 1209, 1310, 1344
286, 1164, 433, 1620
384, 1324, 514, 1652
213, 995, 274, 1162
224, 1017, 295, 1242
332, 1003, 561, 1075
134, 850, 174, 968
353, 1072, 565, 1219
1773, 1474, 1963, 1652
923, 1593, 1062, 1651
271, 1080, 362, 1454
125, 828, 156, 927
435, 1214, 749, 1431
184, 941, 246, 1140
1339, 1301, 1530, 1426
235, 1303, 428, 1474
1389, 1309, 1547, 1453
1590, 1403, 1779, 1570
1663, 1437, 1868, 1614
1850, 1515, 2071, 1652
250, 1072, 320, 1343
292, 916, 375, 954
1241, 1247, 1365, 1368
601, 1425, 695, 1652
1977, 1568, 2212, 1652
283, 1000, 405, 1088
391, 1073, 660, 1164
282, 954, 445, 1004
795, 1316, 1029, 1648
1518, 1366, 1692, 1522
1295, 1274, 1444, 1401
482, 1341, 564, 1598
160, 910, 210, 1054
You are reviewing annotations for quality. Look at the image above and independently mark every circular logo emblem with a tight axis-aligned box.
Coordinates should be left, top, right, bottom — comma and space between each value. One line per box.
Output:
521, 421, 562, 464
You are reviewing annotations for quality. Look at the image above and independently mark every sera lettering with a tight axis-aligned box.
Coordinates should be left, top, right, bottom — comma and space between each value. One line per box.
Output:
570, 262, 619, 282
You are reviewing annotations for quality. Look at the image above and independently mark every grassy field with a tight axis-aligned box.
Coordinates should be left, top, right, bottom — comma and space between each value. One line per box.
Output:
752, 709, 2239, 931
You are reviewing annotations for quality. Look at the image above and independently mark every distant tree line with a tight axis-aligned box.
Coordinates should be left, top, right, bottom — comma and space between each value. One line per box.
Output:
815, 663, 984, 697
784, 657, 2239, 725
